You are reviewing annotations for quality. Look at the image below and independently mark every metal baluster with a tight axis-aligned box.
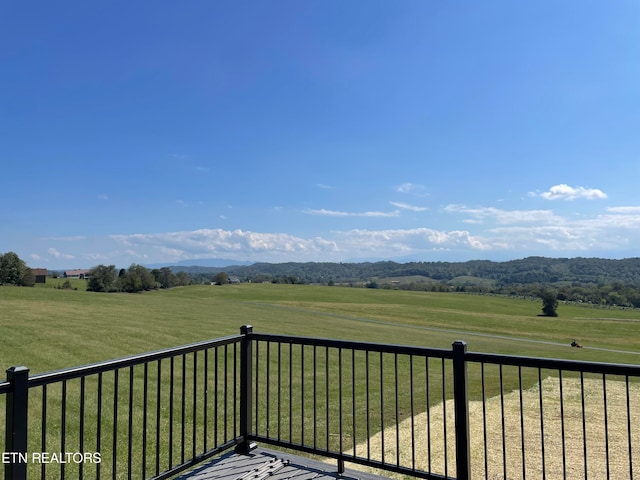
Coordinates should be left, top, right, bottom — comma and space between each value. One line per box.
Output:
538, 369, 546, 480
155, 361, 161, 476
128, 366, 134, 478
519, 367, 526, 480
580, 373, 587, 479
559, 370, 566, 479
142, 363, 148, 479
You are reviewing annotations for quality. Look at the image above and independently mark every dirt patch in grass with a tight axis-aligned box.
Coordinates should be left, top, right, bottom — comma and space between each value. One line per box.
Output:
346, 377, 640, 479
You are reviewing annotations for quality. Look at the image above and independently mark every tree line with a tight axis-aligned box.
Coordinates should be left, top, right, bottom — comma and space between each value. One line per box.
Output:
367, 276, 640, 308
183, 257, 640, 287
0, 251, 36, 286
3, 250, 640, 308
87, 264, 191, 292
185, 257, 640, 308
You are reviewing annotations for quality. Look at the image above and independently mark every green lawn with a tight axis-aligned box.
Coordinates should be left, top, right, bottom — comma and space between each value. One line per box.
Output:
2, 283, 640, 374
34, 277, 88, 291
1, 284, 640, 478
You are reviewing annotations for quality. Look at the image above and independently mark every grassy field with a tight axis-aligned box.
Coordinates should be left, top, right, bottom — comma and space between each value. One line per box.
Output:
2, 284, 640, 478
2, 282, 640, 374
34, 277, 88, 291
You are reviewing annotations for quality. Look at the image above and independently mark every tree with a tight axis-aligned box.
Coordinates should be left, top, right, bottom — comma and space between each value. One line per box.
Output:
175, 271, 191, 286
87, 265, 118, 292
20, 268, 36, 287
213, 272, 229, 285
540, 290, 559, 317
152, 267, 176, 289
118, 264, 156, 293
0, 251, 28, 285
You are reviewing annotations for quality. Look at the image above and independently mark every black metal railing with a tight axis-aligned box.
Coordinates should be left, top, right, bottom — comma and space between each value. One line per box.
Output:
245, 330, 456, 479
2, 334, 243, 480
464, 352, 640, 479
3, 325, 640, 479
242, 328, 640, 480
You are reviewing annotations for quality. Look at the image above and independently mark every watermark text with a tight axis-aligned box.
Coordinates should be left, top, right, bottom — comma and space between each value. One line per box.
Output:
1, 452, 101, 464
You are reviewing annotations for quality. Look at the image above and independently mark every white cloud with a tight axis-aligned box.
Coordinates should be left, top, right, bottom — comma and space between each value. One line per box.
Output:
594, 210, 640, 229
393, 183, 427, 196
607, 206, 640, 214
303, 208, 400, 217
82, 252, 111, 262
111, 229, 340, 262
40, 204, 640, 268
338, 228, 492, 255
316, 183, 333, 189
488, 225, 591, 251
533, 184, 607, 201
175, 199, 204, 207
44, 236, 87, 242
108, 226, 495, 265
485, 206, 640, 251
389, 201, 428, 212
444, 205, 560, 224
437, 203, 640, 253
48, 248, 75, 260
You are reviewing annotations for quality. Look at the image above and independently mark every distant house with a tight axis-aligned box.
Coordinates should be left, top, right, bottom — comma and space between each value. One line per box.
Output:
228, 276, 241, 284
64, 269, 90, 279
32, 268, 47, 284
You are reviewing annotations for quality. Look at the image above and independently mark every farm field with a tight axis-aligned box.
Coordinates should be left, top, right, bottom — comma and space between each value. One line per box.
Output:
2, 283, 640, 478
2, 283, 640, 375
34, 277, 89, 291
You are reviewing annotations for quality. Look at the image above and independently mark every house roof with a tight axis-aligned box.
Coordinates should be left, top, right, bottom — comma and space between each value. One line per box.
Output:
65, 269, 90, 276
32, 268, 47, 276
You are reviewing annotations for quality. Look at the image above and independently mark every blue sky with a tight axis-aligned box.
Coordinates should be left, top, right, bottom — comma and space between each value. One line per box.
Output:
2, 1, 639, 269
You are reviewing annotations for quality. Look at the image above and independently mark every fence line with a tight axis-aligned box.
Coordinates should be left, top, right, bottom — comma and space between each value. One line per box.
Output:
3, 334, 243, 480
3, 326, 640, 479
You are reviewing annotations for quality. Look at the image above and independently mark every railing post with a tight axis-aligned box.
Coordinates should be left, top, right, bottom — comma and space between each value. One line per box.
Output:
452, 341, 471, 480
5, 365, 30, 480
236, 325, 254, 454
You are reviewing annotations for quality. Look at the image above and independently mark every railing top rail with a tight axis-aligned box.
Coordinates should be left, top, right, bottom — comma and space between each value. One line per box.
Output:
23, 333, 243, 388
249, 331, 640, 375
3, 327, 639, 390
466, 351, 640, 376
249, 332, 454, 359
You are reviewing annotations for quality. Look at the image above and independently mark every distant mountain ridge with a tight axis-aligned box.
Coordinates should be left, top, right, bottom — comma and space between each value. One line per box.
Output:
146, 258, 253, 269
161, 256, 640, 287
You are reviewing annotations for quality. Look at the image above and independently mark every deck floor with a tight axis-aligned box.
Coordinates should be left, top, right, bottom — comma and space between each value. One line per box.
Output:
174, 447, 391, 480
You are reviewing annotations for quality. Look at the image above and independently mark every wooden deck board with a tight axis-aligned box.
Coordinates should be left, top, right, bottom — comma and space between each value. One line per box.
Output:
173, 447, 391, 480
